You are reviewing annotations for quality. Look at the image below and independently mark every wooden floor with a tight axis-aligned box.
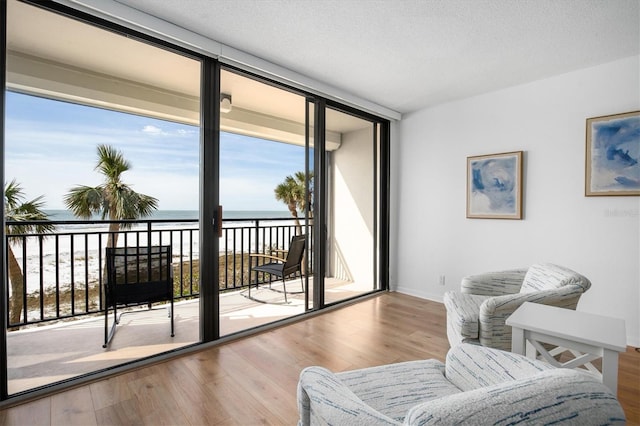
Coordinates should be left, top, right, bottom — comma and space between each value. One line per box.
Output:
0, 292, 638, 425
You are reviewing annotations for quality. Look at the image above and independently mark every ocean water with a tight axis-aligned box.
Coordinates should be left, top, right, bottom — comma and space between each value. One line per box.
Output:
44, 209, 291, 222
42, 209, 294, 232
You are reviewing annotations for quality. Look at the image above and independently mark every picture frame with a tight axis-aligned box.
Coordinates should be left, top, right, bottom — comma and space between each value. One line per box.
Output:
585, 111, 640, 196
467, 151, 523, 219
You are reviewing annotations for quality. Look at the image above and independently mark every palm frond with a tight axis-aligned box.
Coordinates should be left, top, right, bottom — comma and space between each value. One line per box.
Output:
95, 144, 130, 181
64, 185, 104, 219
4, 179, 24, 210
5, 181, 55, 237
274, 171, 314, 217
65, 145, 158, 227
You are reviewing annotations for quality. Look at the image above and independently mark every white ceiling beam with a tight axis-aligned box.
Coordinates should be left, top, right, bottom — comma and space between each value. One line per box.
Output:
54, 0, 402, 121
7, 51, 342, 150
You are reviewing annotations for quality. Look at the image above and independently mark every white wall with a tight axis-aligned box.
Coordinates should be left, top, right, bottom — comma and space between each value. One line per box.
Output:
331, 126, 374, 285
393, 56, 640, 346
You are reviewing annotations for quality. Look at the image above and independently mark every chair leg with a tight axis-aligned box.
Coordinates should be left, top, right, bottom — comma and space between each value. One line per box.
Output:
248, 264, 263, 299
248, 264, 253, 298
103, 305, 118, 348
104, 305, 108, 348
282, 277, 288, 303
170, 298, 174, 337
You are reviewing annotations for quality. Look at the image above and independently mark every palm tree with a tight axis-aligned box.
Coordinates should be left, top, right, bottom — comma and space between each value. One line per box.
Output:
274, 171, 313, 234
5, 180, 55, 326
64, 145, 158, 247
274, 171, 313, 276
64, 144, 158, 272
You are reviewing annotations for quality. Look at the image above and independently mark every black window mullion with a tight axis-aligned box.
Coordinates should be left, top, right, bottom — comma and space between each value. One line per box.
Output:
313, 100, 326, 309
199, 56, 220, 342
1, 0, 9, 401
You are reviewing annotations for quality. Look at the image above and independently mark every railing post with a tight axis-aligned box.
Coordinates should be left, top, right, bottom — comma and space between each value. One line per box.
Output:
22, 239, 28, 326
146, 221, 152, 282
254, 219, 260, 254
253, 220, 260, 285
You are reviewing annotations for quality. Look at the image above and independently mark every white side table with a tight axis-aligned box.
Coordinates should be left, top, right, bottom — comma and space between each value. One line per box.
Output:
506, 302, 627, 395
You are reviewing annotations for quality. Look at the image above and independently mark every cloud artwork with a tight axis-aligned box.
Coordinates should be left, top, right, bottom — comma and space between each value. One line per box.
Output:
471, 158, 516, 213
586, 111, 640, 196
467, 151, 523, 219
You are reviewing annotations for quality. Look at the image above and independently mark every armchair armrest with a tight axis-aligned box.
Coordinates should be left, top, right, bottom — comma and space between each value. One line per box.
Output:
297, 366, 400, 426
480, 285, 585, 318
249, 253, 285, 263
405, 369, 625, 425
445, 343, 552, 392
477, 286, 586, 350
461, 268, 527, 296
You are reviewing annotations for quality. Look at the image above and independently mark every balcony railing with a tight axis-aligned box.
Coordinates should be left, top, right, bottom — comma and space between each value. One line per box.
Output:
5, 217, 309, 328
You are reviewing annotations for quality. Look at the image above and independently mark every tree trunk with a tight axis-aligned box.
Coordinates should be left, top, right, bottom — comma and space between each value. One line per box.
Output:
288, 203, 302, 235
102, 222, 120, 286
106, 221, 120, 249
288, 204, 307, 276
8, 245, 25, 327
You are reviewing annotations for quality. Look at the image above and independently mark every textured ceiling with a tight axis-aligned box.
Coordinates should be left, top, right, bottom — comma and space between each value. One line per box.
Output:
115, 0, 639, 115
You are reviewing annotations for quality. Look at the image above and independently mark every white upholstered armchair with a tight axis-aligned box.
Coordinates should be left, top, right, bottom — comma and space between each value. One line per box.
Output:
443, 263, 591, 351
297, 343, 623, 425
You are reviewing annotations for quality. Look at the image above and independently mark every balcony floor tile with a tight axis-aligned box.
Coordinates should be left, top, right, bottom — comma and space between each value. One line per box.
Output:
7, 277, 365, 394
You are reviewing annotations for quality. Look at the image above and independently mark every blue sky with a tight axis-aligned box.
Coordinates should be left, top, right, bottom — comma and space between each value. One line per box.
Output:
5, 92, 305, 211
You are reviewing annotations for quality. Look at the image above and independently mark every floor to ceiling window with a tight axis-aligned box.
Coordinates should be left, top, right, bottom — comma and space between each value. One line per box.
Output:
3, 0, 202, 395
1, 0, 390, 402
217, 69, 313, 333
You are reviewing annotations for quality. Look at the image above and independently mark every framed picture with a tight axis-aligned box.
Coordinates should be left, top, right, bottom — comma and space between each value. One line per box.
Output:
467, 151, 523, 219
585, 111, 640, 196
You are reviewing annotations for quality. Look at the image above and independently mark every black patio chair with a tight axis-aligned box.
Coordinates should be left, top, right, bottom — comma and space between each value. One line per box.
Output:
248, 235, 306, 303
103, 245, 174, 348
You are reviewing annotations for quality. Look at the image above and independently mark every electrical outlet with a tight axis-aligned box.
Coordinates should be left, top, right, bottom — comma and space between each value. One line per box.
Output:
439, 275, 445, 286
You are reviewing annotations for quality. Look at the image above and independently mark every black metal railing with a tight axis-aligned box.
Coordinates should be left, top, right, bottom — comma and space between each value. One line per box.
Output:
5, 217, 309, 328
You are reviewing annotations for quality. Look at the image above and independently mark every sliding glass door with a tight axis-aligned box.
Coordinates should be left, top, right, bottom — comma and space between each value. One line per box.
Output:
3, 0, 203, 395
217, 68, 313, 334
1, 0, 389, 402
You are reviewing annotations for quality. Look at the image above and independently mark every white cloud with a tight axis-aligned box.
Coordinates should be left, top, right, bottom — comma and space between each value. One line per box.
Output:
177, 128, 197, 135
142, 125, 168, 136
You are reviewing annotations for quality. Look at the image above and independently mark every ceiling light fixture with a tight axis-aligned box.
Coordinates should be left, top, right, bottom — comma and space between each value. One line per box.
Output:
220, 93, 232, 113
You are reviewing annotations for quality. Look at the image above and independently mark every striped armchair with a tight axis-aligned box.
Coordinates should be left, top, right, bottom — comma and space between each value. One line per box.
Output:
443, 263, 591, 351
297, 343, 624, 425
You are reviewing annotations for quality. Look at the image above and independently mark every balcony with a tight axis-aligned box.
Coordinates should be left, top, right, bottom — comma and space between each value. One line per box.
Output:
5, 217, 366, 394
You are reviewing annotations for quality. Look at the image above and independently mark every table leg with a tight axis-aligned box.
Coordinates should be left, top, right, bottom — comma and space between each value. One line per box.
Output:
601, 349, 620, 395
525, 340, 537, 359
511, 326, 525, 355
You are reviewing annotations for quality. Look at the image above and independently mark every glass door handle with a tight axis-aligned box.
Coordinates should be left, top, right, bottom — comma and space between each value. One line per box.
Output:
214, 205, 223, 238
